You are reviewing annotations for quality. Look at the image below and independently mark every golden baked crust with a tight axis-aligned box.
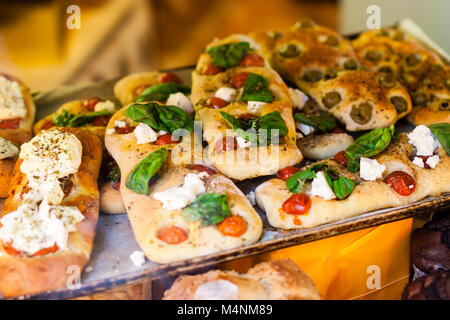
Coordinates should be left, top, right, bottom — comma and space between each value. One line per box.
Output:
99, 183, 125, 215
113, 71, 163, 106
0, 128, 102, 298
105, 106, 263, 264
306, 70, 412, 131
192, 34, 302, 180
163, 258, 321, 300
255, 134, 450, 229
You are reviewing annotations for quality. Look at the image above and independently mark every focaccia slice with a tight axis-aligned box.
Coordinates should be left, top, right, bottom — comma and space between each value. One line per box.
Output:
163, 258, 321, 300
0, 128, 102, 297
255, 133, 450, 229
105, 105, 262, 264
192, 34, 301, 180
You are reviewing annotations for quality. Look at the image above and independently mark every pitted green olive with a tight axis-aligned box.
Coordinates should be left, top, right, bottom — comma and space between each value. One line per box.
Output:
325, 35, 339, 46
411, 92, 427, 106
302, 69, 323, 82
365, 50, 382, 61
295, 19, 315, 29
439, 101, 449, 110
322, 91, 341, 108
278, 43, 301, 58
268, 31, 283, 40
390, 96, 408, 113
344, 59, 359, 70
379, 73, 396, 88
378, 66, 393, 74
405, 53, 421, 67
350, 103, 372, 124
324, 67, 337, 80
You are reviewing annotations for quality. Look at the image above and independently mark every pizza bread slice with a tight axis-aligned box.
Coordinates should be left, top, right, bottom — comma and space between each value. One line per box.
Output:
249, 19, 358, 93
255, 125, 450, 229
0, 127, 102, 297
192, 34, 302, 180
163, 258, 321, 300
0, 74, 35, 198
113, 71, 192, 111
105, 104, 262, 264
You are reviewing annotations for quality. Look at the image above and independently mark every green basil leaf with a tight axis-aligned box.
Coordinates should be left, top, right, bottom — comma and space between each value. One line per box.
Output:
206, 42, 252, 68
124, 103, 164, 131
286, 163, 328, 193
126, 148, 168, 195
134, 83, 190, 103
239, 73, 273, 103
294, 111, 336, 133
345, 125, 395, 172
182, 192, 231, 227
429, 123, 450, 156
53, 109, 75, 127
155, 104, 194, 134
67, 110, 111, 127
323, 169, 356, 200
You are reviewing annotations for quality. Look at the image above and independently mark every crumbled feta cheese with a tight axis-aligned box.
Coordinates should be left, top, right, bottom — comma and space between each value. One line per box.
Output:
0, 76, 27, 120
246, 191, 256, 206
134, 123, 157, 144
426, 155, 440, 169
94, 100, 115, 113
359, 157, 386, 181
154, 173, 206, 210
0, 136, 18, 160
129, 250, 146, 267
115, 120, 126, 128
412, 156, 424, 168
310, 171, 336, 200
106, 128, 115, 135
194, 280, 239, 300
215, 87, 237, 102
408, 125, 440, 156
166, 92, 194, 113
296, 122, 315, 136
236, 136, 252, 148
247, 101, 266, 112
288, 88, 309, 110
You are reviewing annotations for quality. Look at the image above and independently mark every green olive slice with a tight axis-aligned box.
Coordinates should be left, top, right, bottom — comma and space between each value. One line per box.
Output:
350, 103, 372, 124
405, 53, 421, 67
379, 73, 396, 88
322, 91, 341, 108
302, 70, 323, 82
325, 35, 339, 46
344, 59, 359, 70
295, 19, 315, 29
390, 96, 408, 113
365, 50, 382, 61
278, 43, 301, 58
378, 66, 393, 74
411, 92, 427, 106
268, 31, 283, 40
324, 67, 337, 80
439, 101, 449, 110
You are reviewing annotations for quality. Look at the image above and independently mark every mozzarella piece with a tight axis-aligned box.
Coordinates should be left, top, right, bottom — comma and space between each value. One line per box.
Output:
288, 88, 309, 110
247, 101, 266, 112
134, 123, 157, 145
106, 128, 115, 135
194, 280, 239, 300
412, 156, 425, 168
246, 191, 256, 206
0, 136, 18, 159
115, 120, 126, 128
166, 92, 194, 113
154, 173, 206, 210
215, 87, 237, 103
296, 122, 315, 136
426, 155, 440, 169
94, 100, 115, 113
408, 125, 439, 156
236, 136, 252, 148
0, 76, 27, 120
359, 157, 386, 181
310, 171, 336, 200
129, 250, 146, 267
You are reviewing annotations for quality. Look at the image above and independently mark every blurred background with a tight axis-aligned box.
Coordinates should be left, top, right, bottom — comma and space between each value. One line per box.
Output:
0, 0, 448, 92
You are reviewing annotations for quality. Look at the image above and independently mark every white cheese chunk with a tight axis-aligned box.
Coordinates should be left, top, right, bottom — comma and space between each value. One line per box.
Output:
246, 191, 256, 206
194, 280, 239, 300
134, 123, 157, 144
310, 171, 336, 200
129, 250, 146, 267
215, 87, 237, 103
412, 156, 425, 168
115, 120, 126, 128
288, 88, 309, 110
236, 136, 252, 148
426, 155, 440, 169
166, 92, 194, 113
359, 157, 386, 181
94, 100, 115, 113
154, 173, 206, 210
247, 101, 266, 112
0, 76, 27, 120
0, 136, 18, 160
408, 125, 439, 156
296, 122, 315, 136
106, 128, 115, 135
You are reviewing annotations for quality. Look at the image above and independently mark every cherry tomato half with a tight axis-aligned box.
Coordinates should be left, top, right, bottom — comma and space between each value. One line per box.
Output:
189, 164, 217, 175
157, 226, 188, 245
31, 243, 59, 257
202, 64, 222, 75
134, 83, 151, 98
91, 115, 110, 127
230, 72, 250, 89
385, 171, 416, 196
334, 151, 348, 167
217, 215, 248, 237
240, 53, 265, 67
282, 193, 311, 215
154, 134, 177, 145
0, 117, 20, 129
115, 126, 136, 134
417, 156, 431, 169
206, 97, 229, 109
215, 137, 237, 154
159, 72, 182, 84
84, 97, 103, 111
276, 166, 299, 181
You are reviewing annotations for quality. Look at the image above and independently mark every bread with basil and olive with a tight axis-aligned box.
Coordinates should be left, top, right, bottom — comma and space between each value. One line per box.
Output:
191, 34, 302, 180
0, 127, 102, 297
255, 124, 450, 229
104, 104, 262, 263
0, 74, 35, 198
